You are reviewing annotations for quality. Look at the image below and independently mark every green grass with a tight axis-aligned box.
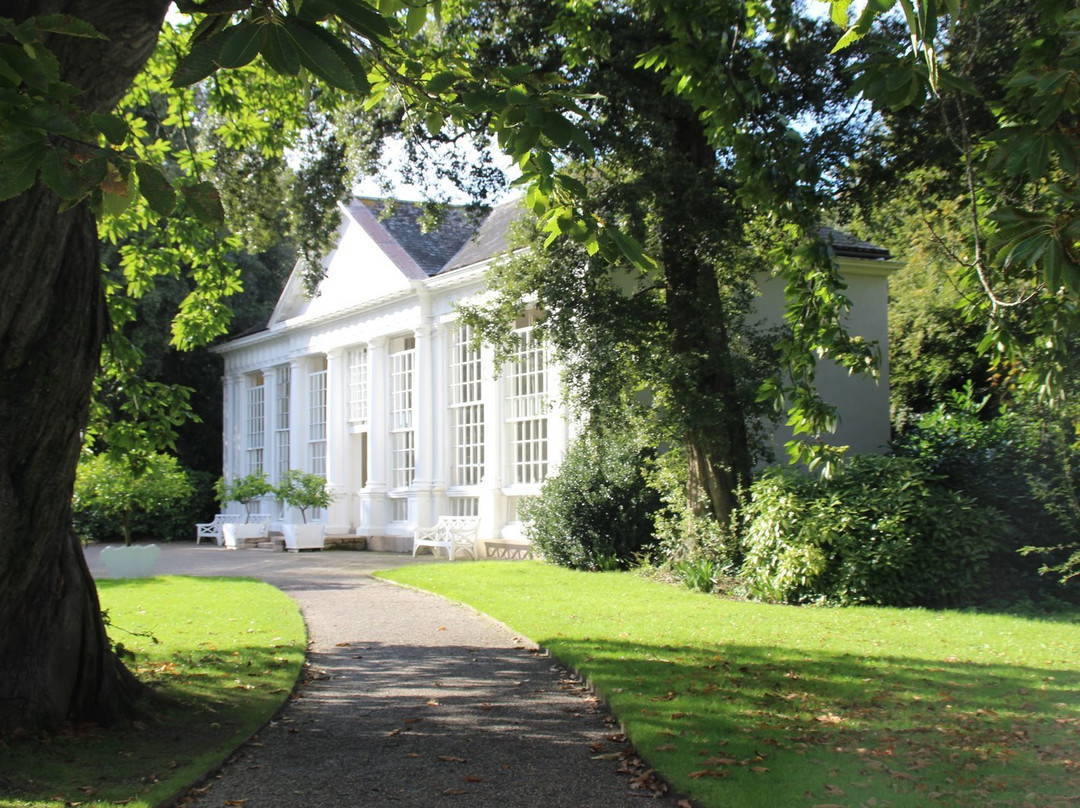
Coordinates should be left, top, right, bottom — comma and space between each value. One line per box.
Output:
0, 576, 306, 808
378, 561, 1080, 808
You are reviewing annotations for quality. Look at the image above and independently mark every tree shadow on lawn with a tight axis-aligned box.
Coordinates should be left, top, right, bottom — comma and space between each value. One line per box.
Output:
1, 575, 304, 808
0, 636, 301, 807
549, 637, 1080, 807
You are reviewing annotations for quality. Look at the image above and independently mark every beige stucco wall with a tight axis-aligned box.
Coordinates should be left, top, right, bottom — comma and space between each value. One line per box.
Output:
751, 258, 898, 460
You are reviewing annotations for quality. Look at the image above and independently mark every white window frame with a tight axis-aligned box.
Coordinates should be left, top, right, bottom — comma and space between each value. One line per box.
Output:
505, 320, 548, 485
245, 372, 265, 475
308, 366, 327, 476
389, 341, 415, 490
347, 345, 368, 426
274, 365, 290, 480
449, 324, 484, 487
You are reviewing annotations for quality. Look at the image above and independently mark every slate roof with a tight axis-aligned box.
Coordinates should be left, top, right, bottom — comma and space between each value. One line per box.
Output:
443, 197, 527, 272
350, 199, 482, 276
819, 227, 891, 260
346, 199, 890, 278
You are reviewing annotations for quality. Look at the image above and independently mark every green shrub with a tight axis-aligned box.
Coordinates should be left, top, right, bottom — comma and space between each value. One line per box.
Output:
739, 456, 1000, 607
522, 430, 661, 571
73, 452, 195, 545
672, 557, 724, 593
894, 397, 1080, 597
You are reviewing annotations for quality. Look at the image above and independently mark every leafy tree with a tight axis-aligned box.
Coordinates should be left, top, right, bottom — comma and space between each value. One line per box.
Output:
73, 453, 193, 547
275, 470, 333, 523
830, 0, 1080, 401
456, 0, 874, 547
214, 471, 273, 521
0, 0, 597, 732
830, 0, 1080, 580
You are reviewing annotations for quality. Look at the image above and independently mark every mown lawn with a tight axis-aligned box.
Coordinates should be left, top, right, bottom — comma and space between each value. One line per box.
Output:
0, 576, 306, 808
379, 561, 1080, 808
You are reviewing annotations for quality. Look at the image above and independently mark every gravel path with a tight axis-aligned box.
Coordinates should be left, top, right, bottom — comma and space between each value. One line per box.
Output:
86, 544, 686, 808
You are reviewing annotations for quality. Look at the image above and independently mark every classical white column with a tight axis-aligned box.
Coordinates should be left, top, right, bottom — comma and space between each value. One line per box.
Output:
361, 336, 389, 534
261, 366, 277, 479
222, 373, 244, 481
479, 342, 504, 539
412, 322, 437, 528
288, 358, 307, 478
324, 348, 349, 534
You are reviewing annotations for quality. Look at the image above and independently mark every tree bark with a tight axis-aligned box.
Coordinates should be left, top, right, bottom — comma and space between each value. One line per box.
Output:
658, 114, 753, 533
0, 0, 171, 733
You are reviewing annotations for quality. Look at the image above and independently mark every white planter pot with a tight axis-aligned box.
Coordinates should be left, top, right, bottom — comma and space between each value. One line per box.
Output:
222, 522, 268, 549
100, 544, 160, 578
282, 523, 325, 551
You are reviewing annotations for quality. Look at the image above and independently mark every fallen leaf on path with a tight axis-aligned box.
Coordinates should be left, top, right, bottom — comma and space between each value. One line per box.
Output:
334, 642, 350, 647
427, 699, 440, 706
404, 718, 422, 724
463, 775, 485, 783
439, 755, 468, 763
224, 801, 247, 806
442, 788, 467, 795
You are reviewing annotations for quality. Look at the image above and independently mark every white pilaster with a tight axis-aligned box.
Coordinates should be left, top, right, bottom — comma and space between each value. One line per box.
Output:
222, 373, 244, 481
261, 366, 277, 480
480, 342, 504, 539
288, 358, 307, 497
361, 336, 389, 532
412, 322, 437, 528
324, 348, 349, 533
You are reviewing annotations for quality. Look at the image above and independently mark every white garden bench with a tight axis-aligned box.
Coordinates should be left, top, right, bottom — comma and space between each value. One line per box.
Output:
195, 513, 270, 545
412, 516, 480, 561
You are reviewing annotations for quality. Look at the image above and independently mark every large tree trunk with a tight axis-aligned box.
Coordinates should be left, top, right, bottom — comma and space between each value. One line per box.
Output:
0, 0, 171, 733
658, 115, 753, 534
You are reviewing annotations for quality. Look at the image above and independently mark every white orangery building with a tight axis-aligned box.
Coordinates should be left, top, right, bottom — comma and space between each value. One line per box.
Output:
216, 197, 896, 553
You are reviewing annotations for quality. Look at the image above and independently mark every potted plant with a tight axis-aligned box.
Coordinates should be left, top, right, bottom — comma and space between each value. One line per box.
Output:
75, 451, 191, 577
215, 472, 273, 549
275, 469, 332, 551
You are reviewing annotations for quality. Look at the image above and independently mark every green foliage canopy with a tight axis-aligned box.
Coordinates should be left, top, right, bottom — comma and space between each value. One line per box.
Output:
74, 452, 193, 546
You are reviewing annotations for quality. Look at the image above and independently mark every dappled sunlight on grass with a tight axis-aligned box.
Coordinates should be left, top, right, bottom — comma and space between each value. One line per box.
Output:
0, 576, 305, 808
379, 561, 1080, 807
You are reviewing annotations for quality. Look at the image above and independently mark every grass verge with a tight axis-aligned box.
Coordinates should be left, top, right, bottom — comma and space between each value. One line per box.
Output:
378, 561, 1080, 808
0, 576, 306, 808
